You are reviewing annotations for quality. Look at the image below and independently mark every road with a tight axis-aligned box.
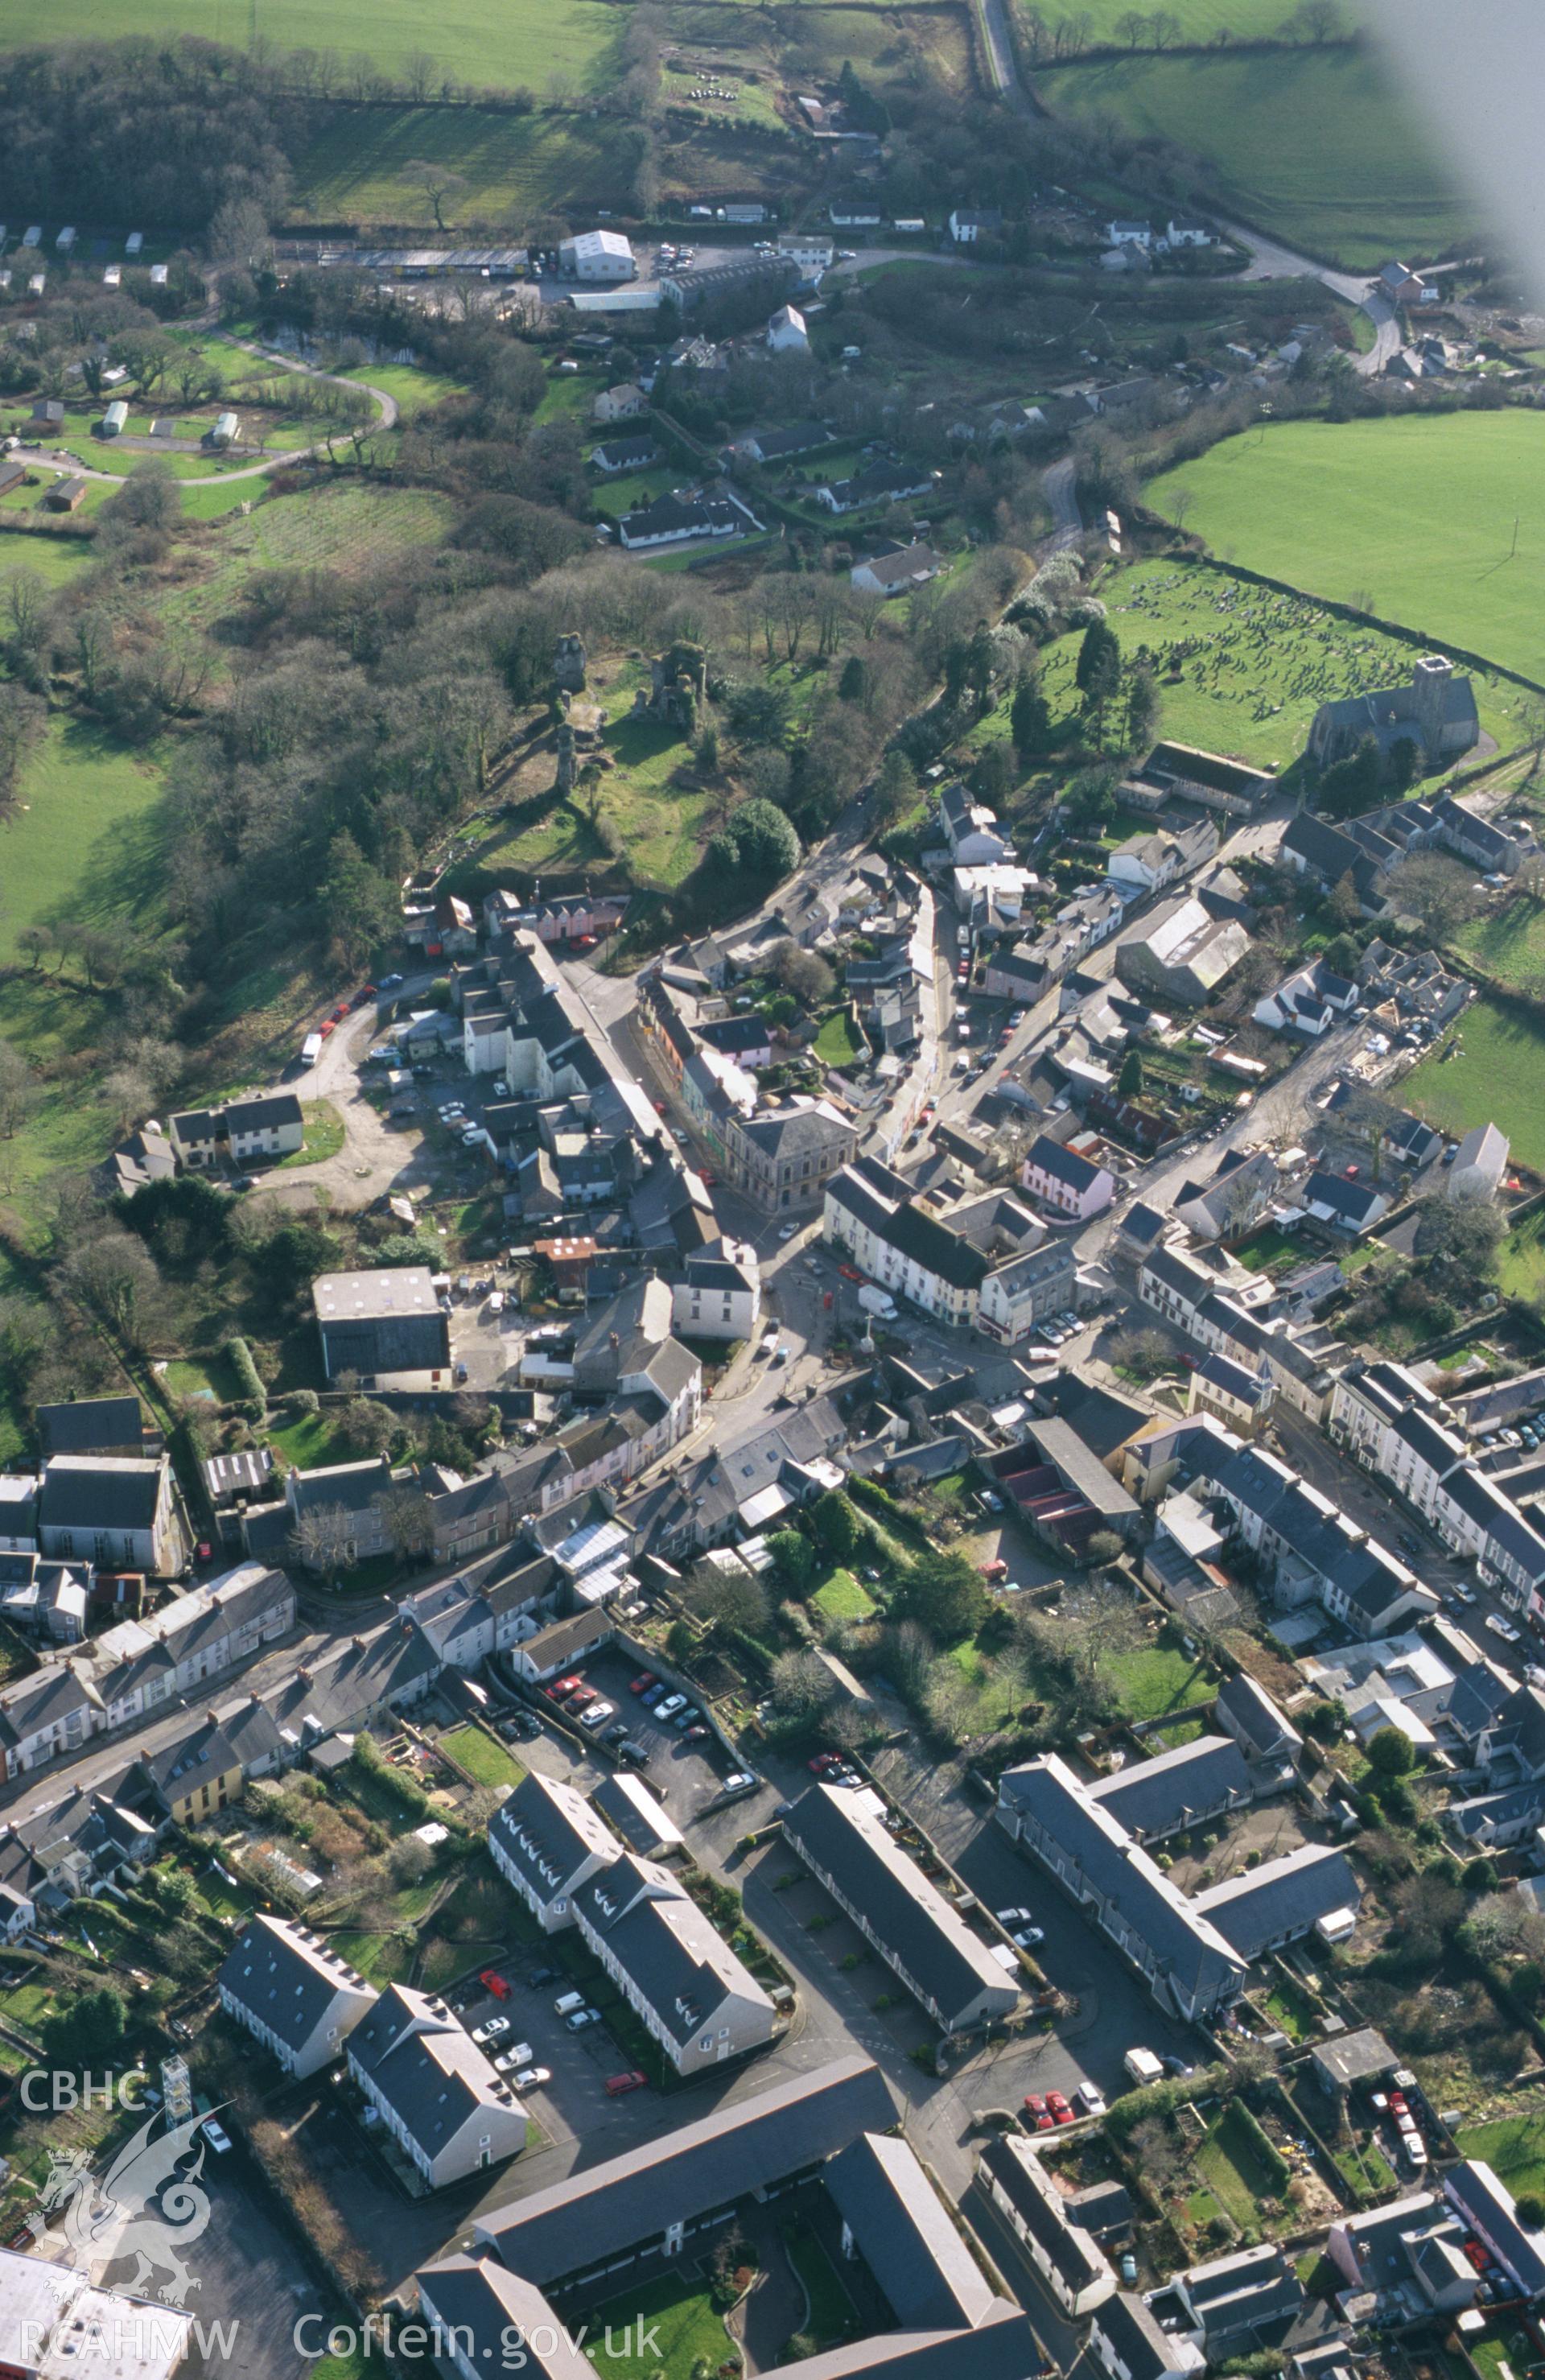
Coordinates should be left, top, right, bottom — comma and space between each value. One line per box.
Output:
1041, 456, 1082, 550
18, 331, 401, 491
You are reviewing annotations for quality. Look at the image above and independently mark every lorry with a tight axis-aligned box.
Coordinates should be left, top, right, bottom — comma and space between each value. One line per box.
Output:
858, 1284, 898, 1321
1123, 2046, 1164, 2087
300, 1032, 323, 1066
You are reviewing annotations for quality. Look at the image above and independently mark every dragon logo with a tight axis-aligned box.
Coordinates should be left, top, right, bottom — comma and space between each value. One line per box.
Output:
24, 2108, 218, 2306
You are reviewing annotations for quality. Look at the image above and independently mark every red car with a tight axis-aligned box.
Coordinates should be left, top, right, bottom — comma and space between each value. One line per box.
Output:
1388, 2090, 1407, 2116
698, 1169, 719, 1187
629, 1673, 656, 1696
331, 1002, 350, 1022
480, 1970, 511, 2000
1022, 2093, 1051, 2130
838, 1264, 863, 1283
550, 1675, 583, 1699
1047, 2093, 1075, 2126
809, 1751, 840, 1775
605, 2070, 647, 2097
352, 984, 377, 1006
980, 1558, 1009, 1582
319, 1019, 336, 1037
567, 1685, 597, 1710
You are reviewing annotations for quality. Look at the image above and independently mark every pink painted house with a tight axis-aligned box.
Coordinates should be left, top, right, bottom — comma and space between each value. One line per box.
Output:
1020, 1133, 1115, 1223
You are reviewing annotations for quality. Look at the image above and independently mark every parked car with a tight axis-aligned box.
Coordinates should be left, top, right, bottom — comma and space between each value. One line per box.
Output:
554, 1991, 586, 2016
656, 1694, 686, 1719
513, 2066, 552, 2091
980, 1558, 1009, 1582
1021, 2093, 1053, 2132
721, 1771, 758, 1796
202, 2118, 233, 2154
471, 2015, 510, 2044
604, 1721, 630, 1744
605, 2070, 648, 2097
479, 1970, 511, 2000
492, 2044, 534, 2073
566, 1685, 598, 1710
619, 1740, 650, 1765
1075, 2082, 1106, 2118
549, 1675, 583, 1700
997, 1908, 1033, 1927
629, 1674, 656, 1696
1011, 1926, 1044, 1949
579, 1700, 616, 1730
1486, 1614, 1522, 1644
565, 2007, 601, 2031
1046, 2092, 1074, 2126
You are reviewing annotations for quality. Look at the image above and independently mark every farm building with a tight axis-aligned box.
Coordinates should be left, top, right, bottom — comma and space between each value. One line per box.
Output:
210, 412, 239, 448
101, 402, 128, 437
559, 230, 637, 283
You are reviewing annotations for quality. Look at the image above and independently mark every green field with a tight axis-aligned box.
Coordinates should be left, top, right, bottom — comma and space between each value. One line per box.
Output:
1021, 0, 1325, 38
288, 105, 626, 227
1190, 2102, 1284, 2231
0, 0, 619, 92
812, 1567, 876, 1621
1040, 47, 1470, 269
1402, 996, 1545, 1174
0, 530, 93, 584
582, 2276, 731, 2380
159, 480, 454, 650
1453, 895, 1545, 996
439, 1725, 526, 1788
1148, 415, 1545, 687
1455, 2106, 1545, 2205
1105, 1638, 1217, 1722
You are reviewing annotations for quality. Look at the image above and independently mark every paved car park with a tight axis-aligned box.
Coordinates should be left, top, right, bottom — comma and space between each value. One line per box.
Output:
538, 1645, 761, 1819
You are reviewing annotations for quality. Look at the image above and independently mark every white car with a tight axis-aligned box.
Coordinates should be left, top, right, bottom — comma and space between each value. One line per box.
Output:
1075, 2083, 1106, 2118
565, 2007, 601, 2031
778, 1223, 797, 1240
461, 1129, 482, 1148
514, 2065, 552, 2090
579, 1699, 616, 1729
202, 2118, 233, 2154
493, 2044, 535, 2073
722, 1771, 758, 1794
997, 1907, 1033, 1927
472, 2015, 511, 2044
1485, 1613, 1522, 1644
1011, 1925, 1044, 1949
656, 1693, 686, 1719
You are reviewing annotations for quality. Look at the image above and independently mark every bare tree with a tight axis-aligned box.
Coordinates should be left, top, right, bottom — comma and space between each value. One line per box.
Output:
376, 1483, 436, 1562
402, 158, 468, 233
288, 1502, 359, 1586
1388, 852, 1478, 942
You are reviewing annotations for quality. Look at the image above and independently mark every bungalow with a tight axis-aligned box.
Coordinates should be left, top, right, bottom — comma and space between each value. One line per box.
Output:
851, 542, 945, 598
591, 431, 661, 474
217, 1914, 375, 2077
1448, 1121, 1510, 1203
948, 210, 1003, 244
814, 463, 939, 515
1301, 1169, 1390, 1234
618, 493, 746, 550
1020, 1134, 1115, 1223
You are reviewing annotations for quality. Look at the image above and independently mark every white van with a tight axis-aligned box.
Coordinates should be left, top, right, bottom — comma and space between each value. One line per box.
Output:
554, 1990, 586, 2017
301, 1033, 323, 1066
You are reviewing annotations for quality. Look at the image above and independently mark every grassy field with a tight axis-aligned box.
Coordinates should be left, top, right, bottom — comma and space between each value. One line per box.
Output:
582, 2276, 731, 2380
984, 561, 1536, 774
1190, 2102, 1284, 2231
1147, 415, 1545, 687
1105, 1636, 1217, 1722
0, 530, 94, 584
0, 0, 619, 91
1453, 893, 1545, 995
271, 1100, 346, 1169
439, 1725, 526, 1788
1021, 0, 1326, 36
159, 480, 454, 650
814, 1010, 866, 1068
1455, 2105, 1545, 2203
1040, 47, 1470, 270
288, 105, 627, 227
812, 1566, 876, 1621
1402, 997, 1545, 1174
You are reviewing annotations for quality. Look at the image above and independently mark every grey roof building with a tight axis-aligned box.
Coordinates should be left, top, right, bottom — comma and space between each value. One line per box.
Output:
488, 1769, 619, 1932
476, 2055, 896, 2286
416, 2258, 597, 2380
1088, 1736, 1251, 1844
758, 2303, 1043, 2380
216, 1914, 375, 2077
571, 1851, 779, 2075
1166, 2243, 1302, 2342
782, 1785, 1020, 2034
1090, 2291, 1205, 2380
346, 1982, 527, 2186
35, 1398, 146, 1458
827, 2132, 996, 2332
311, 1267, 451, 1382
1214, 1672, 1302, 1764
978, 2135, 1115, 2316
1192, 1843, 1360, 1959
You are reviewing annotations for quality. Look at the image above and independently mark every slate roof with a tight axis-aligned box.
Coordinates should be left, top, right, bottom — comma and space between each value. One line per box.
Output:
1193, 1843, 1359, 1959
783, 1786, 1016, 2027
217, 1914, 369, 2052
759, 2304, 1041, 2380
828, 2133, 995, 2331
575, 1853, 774, 2046
38, 1456, 165, 1533
348, 1983, 518, 2156
1444, 2161, 1545, 2296
488, 1769, 618, 1903
1095, 2291, 1189, 2380
35, 1398, 143, 1456
998, 1755, 1246, 2010
1089, 1736, 1250, 1842
417, 2259, 595, 2380
476, 2056, 896, 2279
1179, 2243, 1302, 2338
1026, 1135, 1107, 1194
979, 2135, 1113, 2298
1215, 1671, 1301, 1759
